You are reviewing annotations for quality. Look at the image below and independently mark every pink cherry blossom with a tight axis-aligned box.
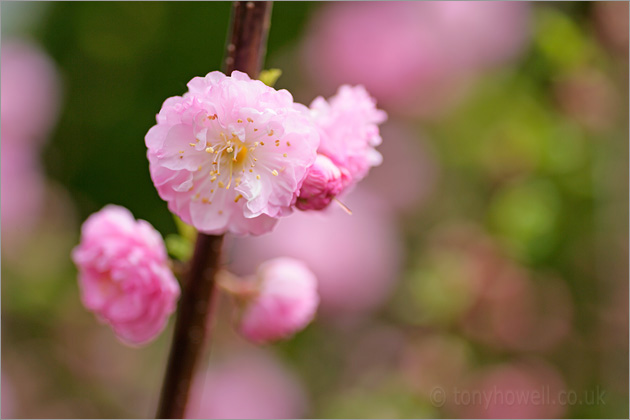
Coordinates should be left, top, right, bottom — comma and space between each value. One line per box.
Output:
145, 71, 320, 236
237, 258, 319, 344
310, 85, 387, 187
71, 205, 180, 346
296, 154, 346, 210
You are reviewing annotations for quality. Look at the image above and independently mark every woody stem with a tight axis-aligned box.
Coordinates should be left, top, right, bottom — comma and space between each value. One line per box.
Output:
155, 2, 272, 418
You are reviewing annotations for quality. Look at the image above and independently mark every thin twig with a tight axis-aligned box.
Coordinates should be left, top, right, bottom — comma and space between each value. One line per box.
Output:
155, 2, 272, 418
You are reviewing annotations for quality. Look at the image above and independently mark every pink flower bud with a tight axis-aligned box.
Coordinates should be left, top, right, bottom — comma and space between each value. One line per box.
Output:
238, 258, 319, 344
296, 154, 345, 210
71, 205, 180, 346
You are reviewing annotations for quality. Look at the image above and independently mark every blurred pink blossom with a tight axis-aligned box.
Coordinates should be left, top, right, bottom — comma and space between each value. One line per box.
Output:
463, 269, 573, 353
408, 224, 572, 352
1, 40, 61, 242
237, 257, 319, 344
186, 352, 308, 419
71, 205, 180, 346
401, 334, 472, 397
1, 141, 46, 244
451, 360, 566, 419
363, 122, 439, 213
227, 189, 402, 322
302, 2, 530, 117
554, 68, 619, 131
1, 39, 61, 142
594, 1, 629, 54
145, 70, 320, 236
1, 373, 15, 419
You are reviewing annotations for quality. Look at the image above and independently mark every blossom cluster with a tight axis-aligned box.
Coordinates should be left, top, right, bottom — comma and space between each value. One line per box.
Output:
73, 71, 385, 345
145, 70, 386, 235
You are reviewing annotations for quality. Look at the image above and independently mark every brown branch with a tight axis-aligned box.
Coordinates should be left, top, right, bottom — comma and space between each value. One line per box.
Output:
155, 2, 273, 418
224, 1, 273, 77
156, 234, 223, 419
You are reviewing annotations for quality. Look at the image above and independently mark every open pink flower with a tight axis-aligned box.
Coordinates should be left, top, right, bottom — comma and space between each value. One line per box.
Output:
297, 85, 386, 210
71, 205, 180, 346
237, 258, 319, 344
146, 71, 320, 236
310, 85, 386, 186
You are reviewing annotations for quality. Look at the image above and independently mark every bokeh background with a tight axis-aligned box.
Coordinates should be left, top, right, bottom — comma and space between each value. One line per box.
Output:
1, 1, 628, 418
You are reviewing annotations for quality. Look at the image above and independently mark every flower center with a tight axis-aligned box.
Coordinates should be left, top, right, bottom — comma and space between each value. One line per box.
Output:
231, 140, 249, 166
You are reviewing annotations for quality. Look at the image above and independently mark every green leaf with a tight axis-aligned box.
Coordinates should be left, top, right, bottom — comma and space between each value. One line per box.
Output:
173, 214, 196, 243
259, 68, 282, 87
165, 234, 193, 261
